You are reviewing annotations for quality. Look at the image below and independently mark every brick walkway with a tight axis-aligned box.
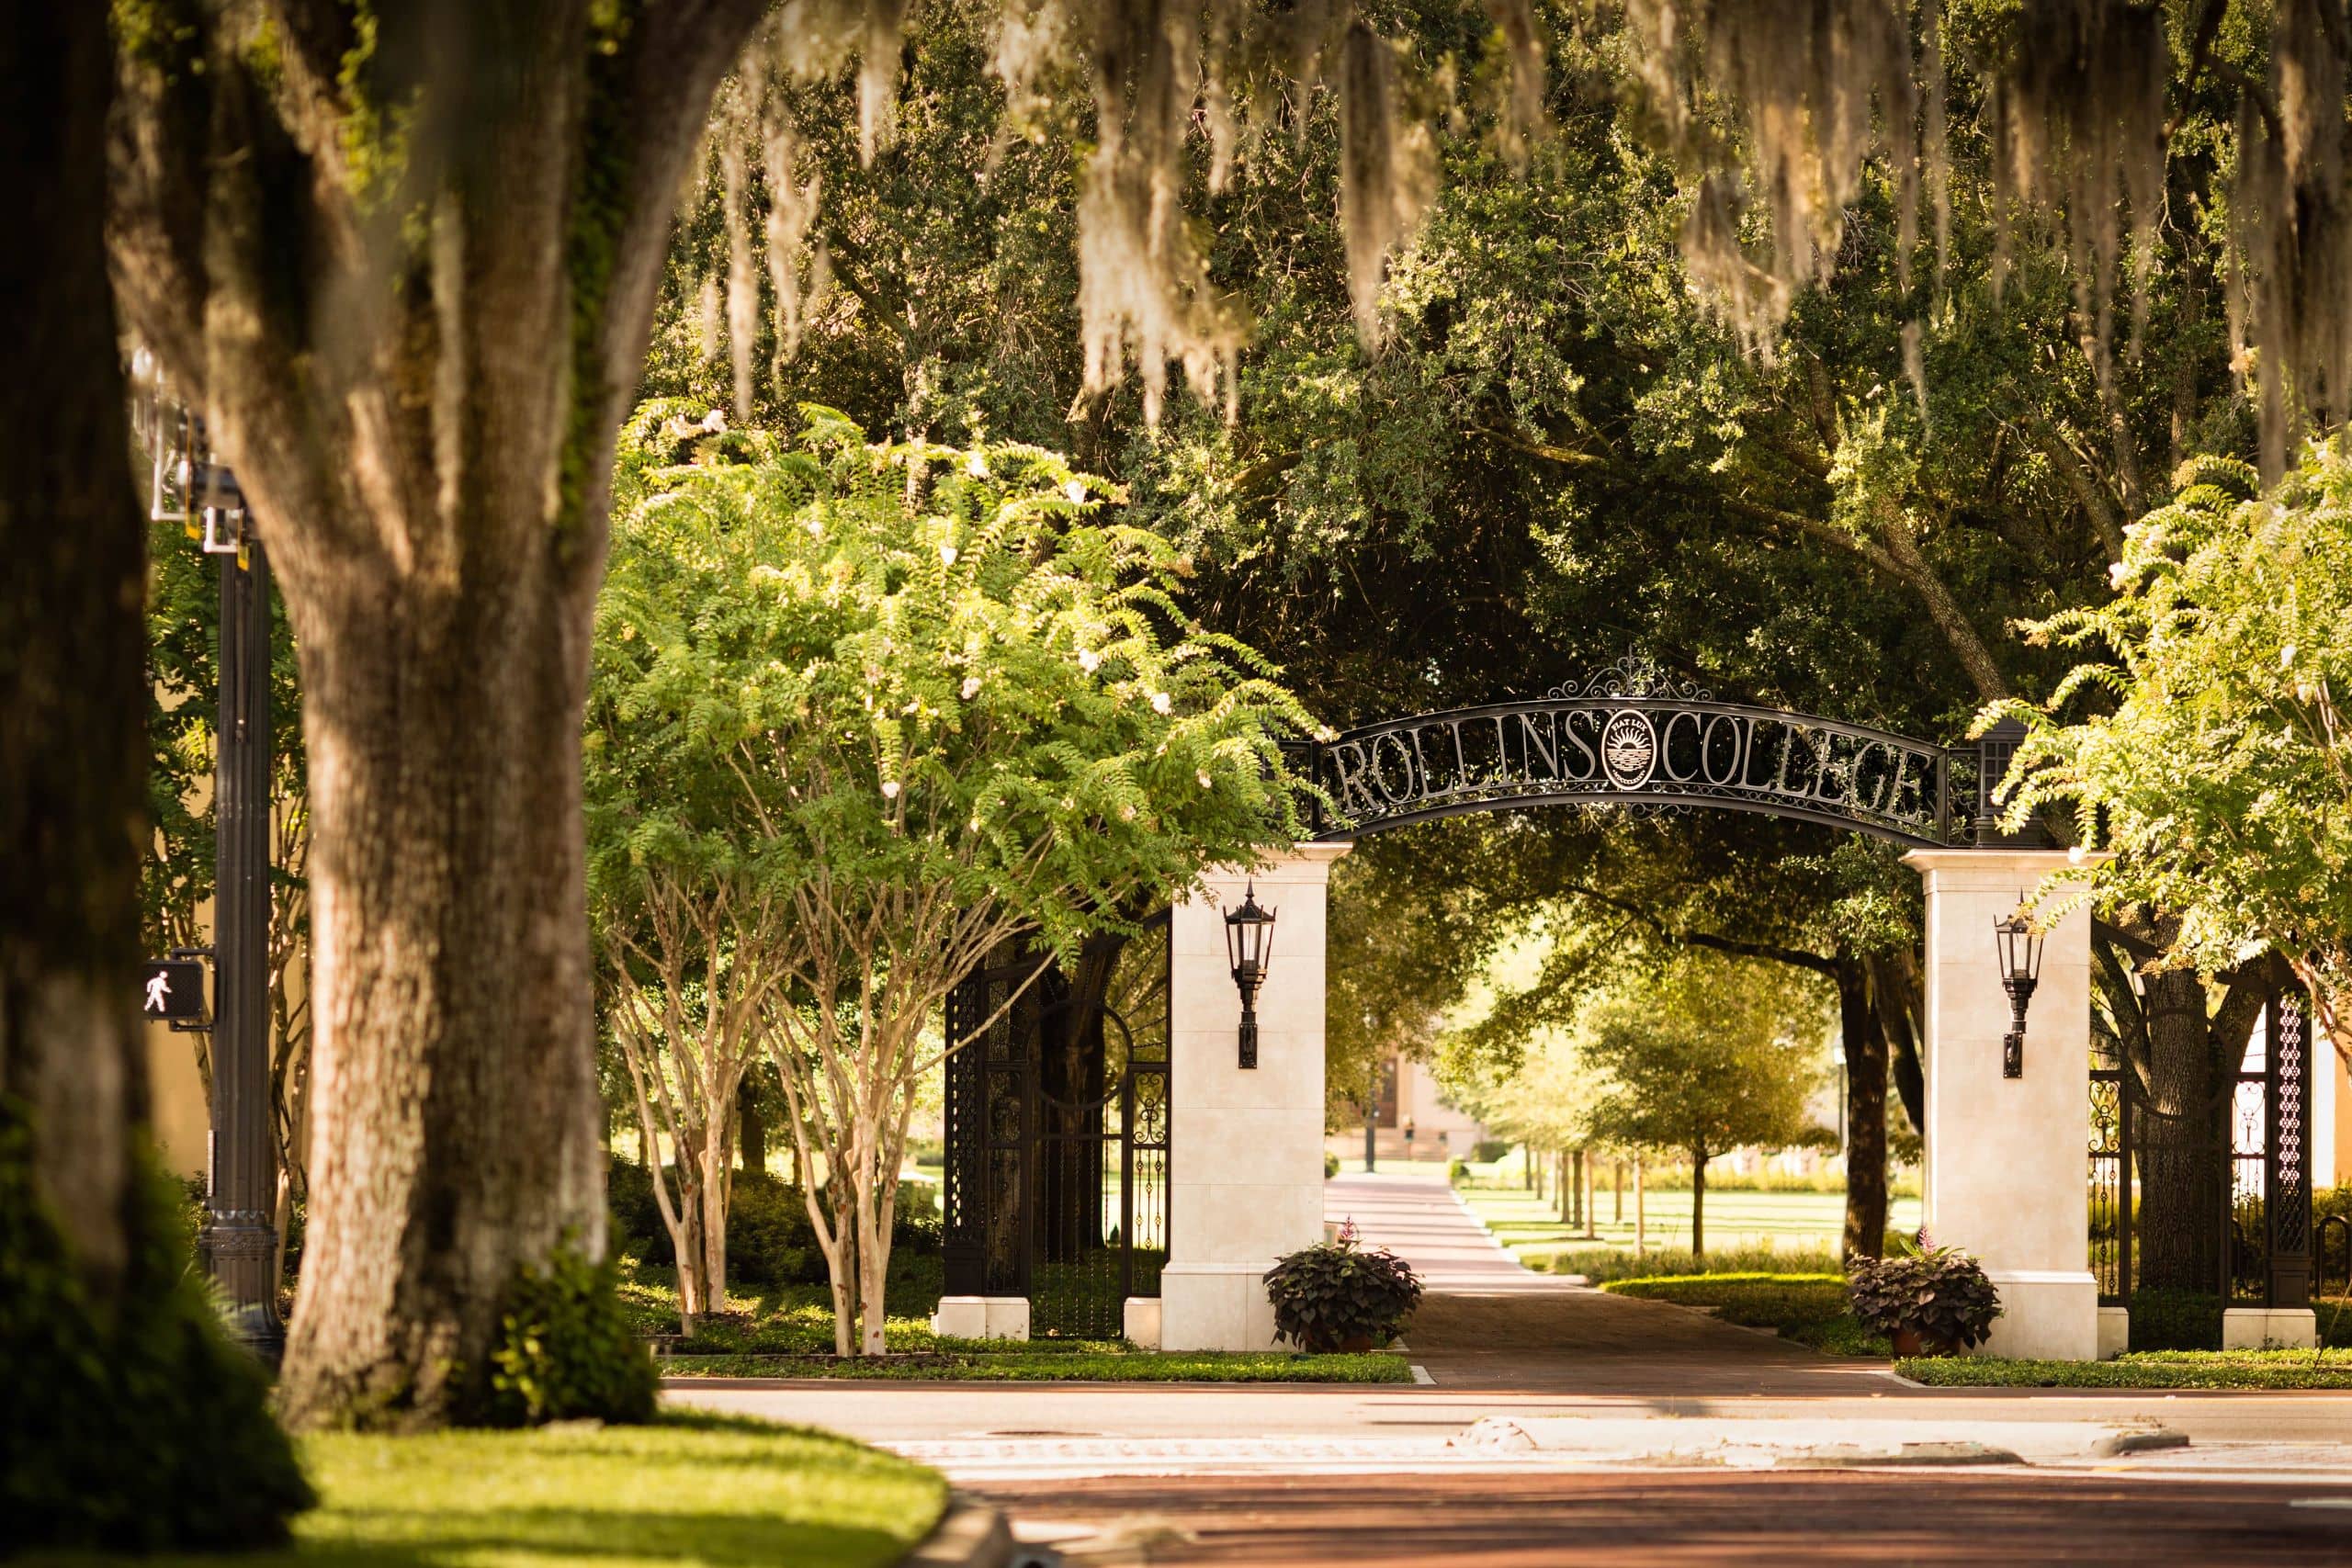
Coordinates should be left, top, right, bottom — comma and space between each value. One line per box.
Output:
1326, 1169, 1898, 1397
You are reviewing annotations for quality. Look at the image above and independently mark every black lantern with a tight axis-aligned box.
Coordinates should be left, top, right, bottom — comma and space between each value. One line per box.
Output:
1223, 882, 1277, 1068
1994, 896, 2044, 1079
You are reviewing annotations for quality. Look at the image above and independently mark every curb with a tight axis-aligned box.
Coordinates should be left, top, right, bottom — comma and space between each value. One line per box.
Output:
900, 1493, 1016, 1568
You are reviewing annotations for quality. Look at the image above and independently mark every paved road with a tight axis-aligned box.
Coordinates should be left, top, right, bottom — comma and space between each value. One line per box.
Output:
988, 1472, 2352, 1565
669, 1169, 2352, 1453
666, 1168, 2352, 1559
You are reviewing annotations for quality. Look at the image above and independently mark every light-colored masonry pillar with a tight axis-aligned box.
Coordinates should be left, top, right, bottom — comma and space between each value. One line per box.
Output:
1156, 842, 1351, 1352
1905, 849, 2099, 1360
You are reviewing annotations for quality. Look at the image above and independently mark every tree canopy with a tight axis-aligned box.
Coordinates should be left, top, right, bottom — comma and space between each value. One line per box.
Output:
2005, 447, 2352, 1052
594, 401, 1313, 1351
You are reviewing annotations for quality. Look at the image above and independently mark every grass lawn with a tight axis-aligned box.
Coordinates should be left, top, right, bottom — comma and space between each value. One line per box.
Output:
1448, 1183, 1921, 1268
661, 1348, 1412, 1382
1600, 1273, 1890, 1357
1901, 1349, 2352, 1389
58, 1414, 944, 1568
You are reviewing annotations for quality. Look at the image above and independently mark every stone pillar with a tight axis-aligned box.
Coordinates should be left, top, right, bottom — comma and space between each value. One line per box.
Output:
1159, 843, 1349, 1352
1904, 849, 2098, 1360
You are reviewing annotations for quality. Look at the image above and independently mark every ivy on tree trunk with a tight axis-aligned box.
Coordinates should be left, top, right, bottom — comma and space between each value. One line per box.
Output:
107, 0, 773, 1427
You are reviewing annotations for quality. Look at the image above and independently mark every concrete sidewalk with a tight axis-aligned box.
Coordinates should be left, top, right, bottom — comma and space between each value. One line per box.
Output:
1328, 1168, 1894, 1397
1323, 1169, 1567, 1292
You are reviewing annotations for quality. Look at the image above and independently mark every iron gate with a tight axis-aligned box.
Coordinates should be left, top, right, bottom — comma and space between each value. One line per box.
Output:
942, 915, 1171, 1338
2086, 968, 2313, 1312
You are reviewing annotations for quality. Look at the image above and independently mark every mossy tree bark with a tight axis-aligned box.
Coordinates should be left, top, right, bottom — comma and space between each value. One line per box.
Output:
3, 6, 308, 1549
3, 0, 149, 1322
107, 0, 772, 1428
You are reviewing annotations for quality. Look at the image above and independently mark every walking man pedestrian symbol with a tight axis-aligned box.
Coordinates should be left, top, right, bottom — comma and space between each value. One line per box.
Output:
141, 958, 204, 1021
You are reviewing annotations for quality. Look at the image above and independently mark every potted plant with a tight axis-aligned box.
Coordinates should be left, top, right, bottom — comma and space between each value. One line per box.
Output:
1846, 1233, 2004, 1355
1262, 1221, 1424, 1352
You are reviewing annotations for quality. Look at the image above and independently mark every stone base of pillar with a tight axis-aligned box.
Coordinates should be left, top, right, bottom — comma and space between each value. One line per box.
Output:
1123, 1295, 1163, 1350
1977, 1269, 2098, 1360
931, 1295, 1029, 1340
1159, 1262, 1282, 1351
2097, 1305, 2130, 1360
2222, 1306, 2317, 1349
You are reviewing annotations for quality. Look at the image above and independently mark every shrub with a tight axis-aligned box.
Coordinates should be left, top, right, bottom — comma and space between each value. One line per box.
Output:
1602, 1272, 1884, 1355
728, 1169, 820, 1286
1262, 1224, 1423, 1351
0, 1103, 313, 1551
2127, 1288, 2224, 1352
1472, 1139, 1511, 1164
609, 1159, 831, 1286
1446, 1157, 1467, 1186
893, 1204, 944, 1258
488, 1244, 659, 1427
1326, 1151, 1342, 1179
1846, 1240, 2003, 1351
1536, 1242, 1841, 1283
606, 1155, 662, 1257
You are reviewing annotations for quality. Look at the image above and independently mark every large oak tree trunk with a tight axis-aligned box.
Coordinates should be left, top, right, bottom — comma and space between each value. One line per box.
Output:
108, 1, 772, 1427
1836, 953, 1890, 1260
3, 6, 306, 1546
2, 0, 148, 1312
2133, 968, 2223, 1294
277, 564, 606, 1427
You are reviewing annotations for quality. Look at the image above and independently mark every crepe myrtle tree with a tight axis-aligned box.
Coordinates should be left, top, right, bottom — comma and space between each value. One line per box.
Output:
1998, 451, 2352, 1059
602, 402, 1317, 1356
1577, 953, 1828, 1259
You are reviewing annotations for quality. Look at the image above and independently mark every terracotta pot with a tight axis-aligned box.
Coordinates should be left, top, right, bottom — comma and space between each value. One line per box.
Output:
1891, 1326, 1953, 1358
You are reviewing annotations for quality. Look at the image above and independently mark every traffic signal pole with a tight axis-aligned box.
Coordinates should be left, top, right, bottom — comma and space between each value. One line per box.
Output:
203, 536, 285, 1361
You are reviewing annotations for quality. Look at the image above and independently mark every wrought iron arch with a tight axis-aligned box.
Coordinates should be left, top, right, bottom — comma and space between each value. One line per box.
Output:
1291, 657, 2027, 849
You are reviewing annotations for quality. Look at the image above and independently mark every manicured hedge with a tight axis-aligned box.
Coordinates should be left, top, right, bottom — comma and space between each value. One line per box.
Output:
1900, 1350, 2352, 1389
1601, 1272, 1889, 1355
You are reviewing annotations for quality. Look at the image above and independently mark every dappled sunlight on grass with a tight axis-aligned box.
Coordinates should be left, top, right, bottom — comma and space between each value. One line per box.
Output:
59, 1415, 944, 1568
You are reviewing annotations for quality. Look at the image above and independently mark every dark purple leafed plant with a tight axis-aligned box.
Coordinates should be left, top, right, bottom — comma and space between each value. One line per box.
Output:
1262, 1220, 1424, 1353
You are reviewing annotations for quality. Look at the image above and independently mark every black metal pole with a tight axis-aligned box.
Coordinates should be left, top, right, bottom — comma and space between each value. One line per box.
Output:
203, 536, 285, 1360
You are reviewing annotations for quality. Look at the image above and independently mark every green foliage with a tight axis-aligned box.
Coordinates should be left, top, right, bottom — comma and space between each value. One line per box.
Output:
1601, 1273, 1886, 1355
139, 517, 306, 955
487, 1246, 659, 1427
1446, 1156, 1468, 1186
1844, 1240, 2003, 1351
1261, 1227, 1424, 1352
0, 1100, 312, 1551
1542, 1242, 1843, 1283
1325, 1151, 1342, 1179
2125, 1288, 2225, 1353
1472, 1139, 1510, 1164
2004, 446, 2352, 1026
596, 400, 1314, 948
149, 1416, 951, 1568
658, 1350, 1413, 1382
595, 400, 1315, 1353
1900, 1351, 2352, 1390
1577, 954, 1830, 1176
610, 1161, 852, 1289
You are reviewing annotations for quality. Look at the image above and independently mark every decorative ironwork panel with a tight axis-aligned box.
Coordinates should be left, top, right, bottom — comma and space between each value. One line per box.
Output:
937, 915, 1173, 1338
2088, 1068, 2131, 1304
941, 974, 986, 1294
2268, 984, 2313, 1309
2225, 1061, 2268, 1304
1299, 657, 1976, 847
